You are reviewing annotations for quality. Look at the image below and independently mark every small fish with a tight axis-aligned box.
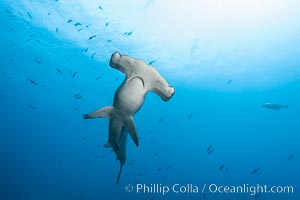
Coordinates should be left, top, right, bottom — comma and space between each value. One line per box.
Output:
55, 27, 58, 33
67, 19, 73, 23
73, 107, 79, 111
96, 76, 102, 80
27, 79, 38, 86
156, 167, 163, 171
26, 38, 32, 42
89, 35, 96, 40
36, 39, 41, 43
28, 104, 36, 110
226, 167, 229, 173
98, 5, 103, 10
105, 22, 110, 27
74, 93, 82, 99
208, 149, 213, 155
262, 103, 289, 110
127, 31, 133, 36
56, 68, 62, 75
91, 52, 96, 59
74, 22, 82, 26
81, 136, 87, 141
288, 154, 294, 160
74, 93, 81, 97
252, 168, 260, 174
166, 165, 172, 170
107, 39, 113, 43
219, 165, 224, 171
81, 48, 88, 52
227, 79, 232, 84
5, 10, 12, 14
72, 71, 79, 77
188, 112, 194, 119
146, 131, 152, 135
153, 152, 158, 156
207, 144, 212, 152
77, 28, 84, 32
148, 60, 157, 65
27, 12, 33, 19
123, 31, 134, 36
158, 116, 165, 123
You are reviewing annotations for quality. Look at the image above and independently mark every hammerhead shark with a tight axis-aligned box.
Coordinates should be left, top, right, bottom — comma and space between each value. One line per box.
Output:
84, 52, 174, 183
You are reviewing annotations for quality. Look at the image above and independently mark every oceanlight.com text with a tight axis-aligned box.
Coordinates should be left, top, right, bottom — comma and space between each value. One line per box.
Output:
124, 183, 294, 196
207, 183, 294, 196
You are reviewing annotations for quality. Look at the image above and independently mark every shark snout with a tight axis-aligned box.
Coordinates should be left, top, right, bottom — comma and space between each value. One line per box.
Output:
169, 86, 175, 95
112, 51, 121, 59
160, 86, 175, 101
109, 51, 123, 71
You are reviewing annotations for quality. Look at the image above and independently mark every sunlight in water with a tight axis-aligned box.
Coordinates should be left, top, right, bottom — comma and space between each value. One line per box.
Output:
9, 0, 300, 89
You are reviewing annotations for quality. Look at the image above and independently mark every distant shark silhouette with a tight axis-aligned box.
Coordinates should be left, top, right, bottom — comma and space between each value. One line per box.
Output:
84, 52, 174, 183
262, 103, 289, 110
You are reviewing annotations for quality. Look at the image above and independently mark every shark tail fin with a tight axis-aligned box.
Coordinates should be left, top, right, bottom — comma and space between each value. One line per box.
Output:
116, 164, 123, 184
124, 117, 139, 147
83, 106, 114, 119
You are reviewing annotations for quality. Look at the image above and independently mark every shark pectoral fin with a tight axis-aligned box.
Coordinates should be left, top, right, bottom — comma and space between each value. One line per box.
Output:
124, 117, 139, 147
104, 141, 112, 148
83, 106, 114, 119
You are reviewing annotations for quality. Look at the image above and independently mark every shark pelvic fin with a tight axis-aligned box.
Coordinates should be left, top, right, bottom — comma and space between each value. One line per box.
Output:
124, 117, 139, 147
83, 106, 113, 119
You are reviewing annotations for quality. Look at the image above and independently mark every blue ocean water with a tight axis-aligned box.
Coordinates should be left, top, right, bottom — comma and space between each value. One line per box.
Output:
0, 1, 299, 200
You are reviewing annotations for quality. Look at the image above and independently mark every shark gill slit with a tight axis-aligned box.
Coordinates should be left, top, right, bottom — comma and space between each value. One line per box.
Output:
129, 76, 145, 88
